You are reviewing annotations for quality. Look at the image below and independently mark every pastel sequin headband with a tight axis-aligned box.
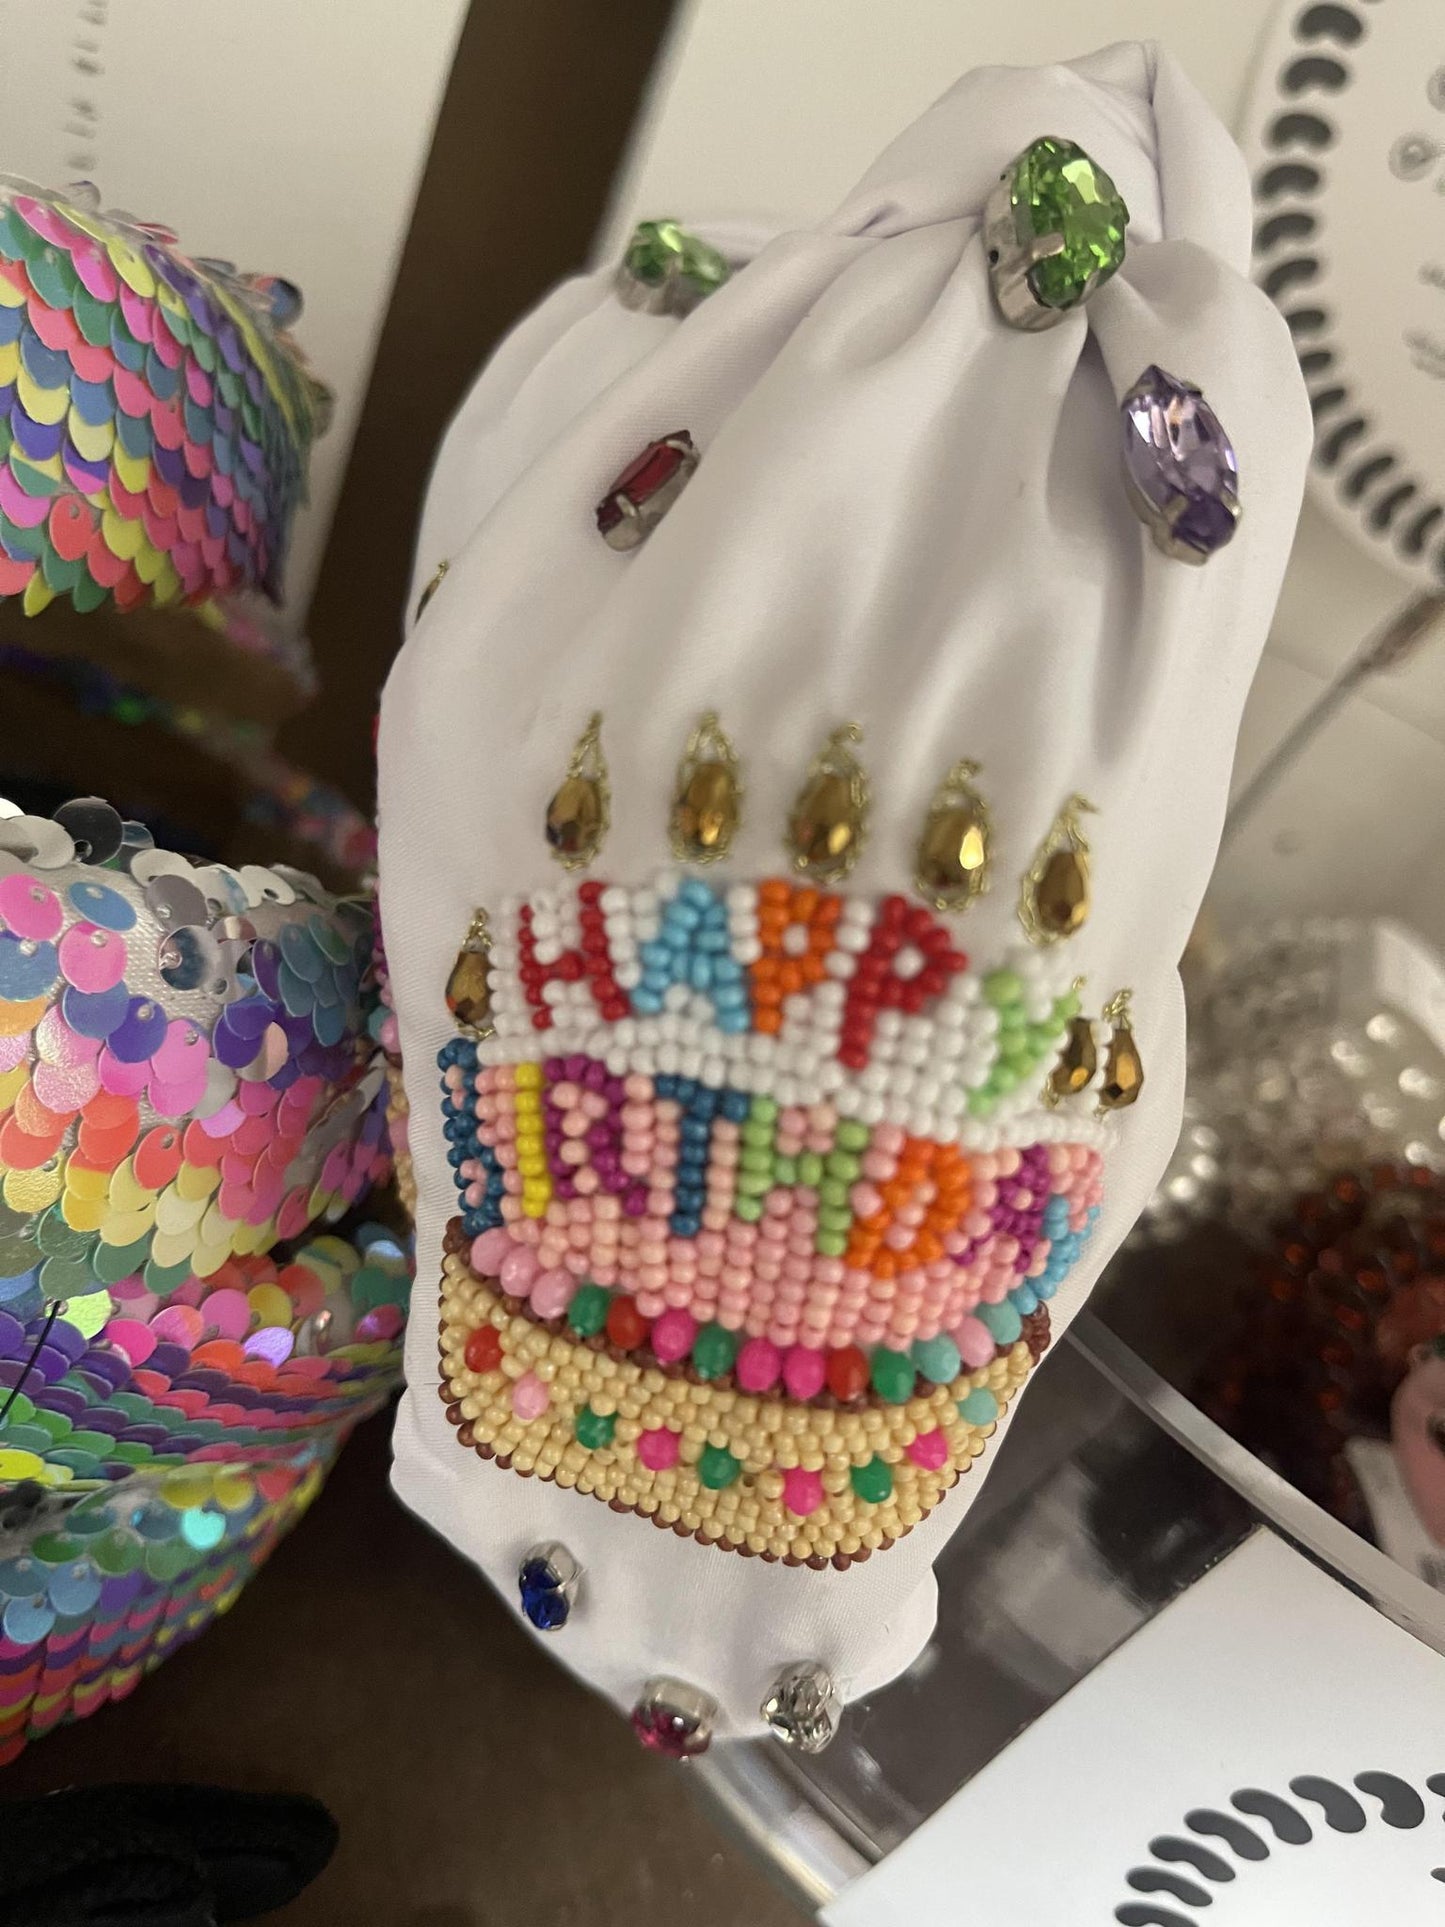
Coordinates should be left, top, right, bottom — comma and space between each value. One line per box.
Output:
0, 795, 404, 1757
0, 793, 389, 1328
0, 177, 329, 619
436, 712, 1144, 1577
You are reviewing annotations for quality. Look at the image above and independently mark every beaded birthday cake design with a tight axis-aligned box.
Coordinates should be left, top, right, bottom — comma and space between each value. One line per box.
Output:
437, 716, 1143, 1567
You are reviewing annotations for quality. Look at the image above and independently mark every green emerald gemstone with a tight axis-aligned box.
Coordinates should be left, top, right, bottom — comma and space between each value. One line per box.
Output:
870, 1348, 916, 1405
1010, 137, 1128, 312
567, 1284, 611, 1338
574, 1406, 616, 1450
625, 219, 730, 297
692, 1323, 739, 1381
698, 1444, 741, 1490
851, 1456, 893, 1504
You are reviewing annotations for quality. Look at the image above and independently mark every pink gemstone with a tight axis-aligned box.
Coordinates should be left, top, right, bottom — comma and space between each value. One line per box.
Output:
511, 1372, 550, 1421
782, 1345, 826, 1401
500, 1245, 540, 1297
637, 1426, 681, 1471
782, 1467, 824, 1516
954, 1315, 996, 1369
470, 1227, 514, 1275
530, 1268, 577, 1320
906, 1428, 949, 1471
736, 1337, 782, 1393
651, 1307, 697, 1364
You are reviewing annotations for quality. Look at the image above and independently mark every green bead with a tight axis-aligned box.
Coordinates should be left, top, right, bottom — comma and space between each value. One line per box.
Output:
737, 1168, 773, 1197
692, 1323, 739, 1381
1054, 988, 1081, 1020
735, 1195, 764, 1223
699, 1443, 741, 1489
976, 1299, 1023, 1346
958, 1386, 1001, 1426
816, 1230, 848, 1258
912, 1335, 962, 1384
750, 1096, 778, 1124
870, 1348, 915, 1404
798, 1152, 824, 1188
567, 1284, 611, 1337
818, 1177, 850, 1209
740, 1144, 773, 1171
772, 1154, 799, 1186
825, 1151, 860, 1182
983, 968, 1021, 1007
818, 1205, 853, 1234
575, 1406, 616, 1449
967, 1089, 996, 1118
1010, 137, 1129, 311
990, 1064, 1019, 1093
851, 1456, 894, 1503
836, 1120, 869, 1151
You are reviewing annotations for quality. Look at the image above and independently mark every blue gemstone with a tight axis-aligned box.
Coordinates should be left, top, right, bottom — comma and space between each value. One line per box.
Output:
519, 1557, 569, 1631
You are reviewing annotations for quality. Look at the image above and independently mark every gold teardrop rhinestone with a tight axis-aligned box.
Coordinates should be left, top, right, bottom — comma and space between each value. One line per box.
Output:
914, 759, 990, 912
1047, 1013, 1097, 1104
787, 724, 868, 883
670, 712, 742, 863
416, 558, 448, 621
446, 910, 496, 1038
1019, 794, 1095, 944
1097, 989, 1144, 1112
545, 713, 610, 870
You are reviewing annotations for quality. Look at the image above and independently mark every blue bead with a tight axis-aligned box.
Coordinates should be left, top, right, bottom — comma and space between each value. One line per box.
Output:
676, 1078, 698, 1104
682, 877, 714, 907
631, 989, 664, 1015
689, 957, 713, 991
1011, 1284, 1039, 1316
912, 1334, 962, 1384
958, 1386, 1000, 1426
722, 1092, 749, 1121
975, 1299, 1023, 1345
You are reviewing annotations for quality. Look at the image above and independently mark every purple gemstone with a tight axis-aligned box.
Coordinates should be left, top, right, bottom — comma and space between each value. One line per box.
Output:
1122, 365, 1239, 561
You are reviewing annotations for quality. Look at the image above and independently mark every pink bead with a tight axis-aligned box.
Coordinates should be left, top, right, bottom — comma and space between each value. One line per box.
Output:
850, 1181, 883, 1219
996, 1148, 1021, 1177
861, 1151, 895, 1183
782, 1467, 823, 1516
736, 1338, 782, 1391
573, 1166, 600, 1195
963, 1209, 992, 1239
624, 1074, 652, 1101
782, 1345, 826, 1400
907, 1428, 949, 1471
530, 1268, 576, 1319
954, 1315, 995, 1367
511, 1372, 550, 1420
642, 1308, 690, 1366
637, 1427, 680, 1471
500, 1244, 540, 1296
471, 1228, 514, 1275
874, 1122, 905, 1154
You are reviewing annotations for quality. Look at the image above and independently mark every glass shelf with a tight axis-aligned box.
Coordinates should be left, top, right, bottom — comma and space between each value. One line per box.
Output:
697, 1310, 1445, 1911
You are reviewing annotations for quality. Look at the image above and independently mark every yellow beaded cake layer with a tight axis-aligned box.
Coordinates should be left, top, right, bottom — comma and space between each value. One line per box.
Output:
438, 1238, 1035, 1565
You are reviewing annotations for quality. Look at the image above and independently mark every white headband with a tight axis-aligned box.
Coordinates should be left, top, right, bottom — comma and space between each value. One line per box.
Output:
379, 39, 1309, 1744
